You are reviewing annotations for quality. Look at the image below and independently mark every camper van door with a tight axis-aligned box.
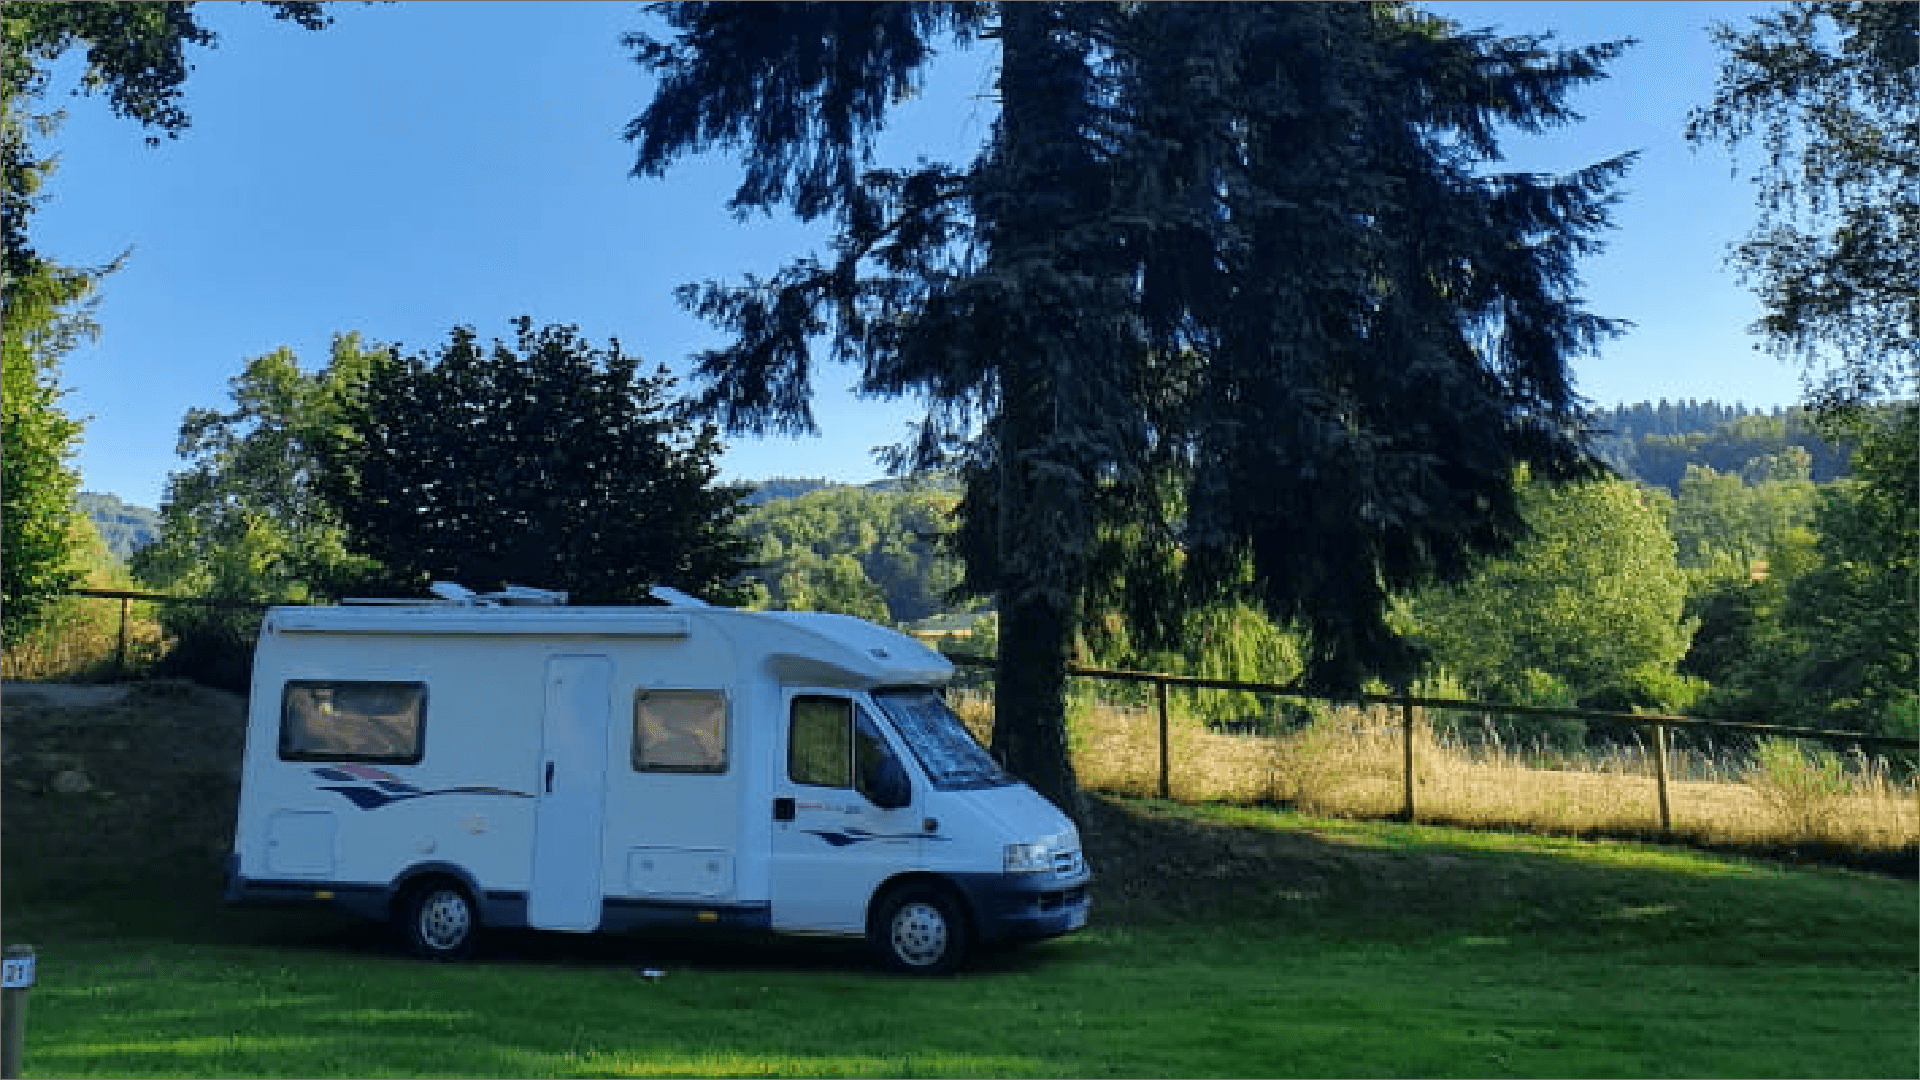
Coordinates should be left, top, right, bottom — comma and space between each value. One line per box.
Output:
770, 691, 921, 933
529, 655, 613, 931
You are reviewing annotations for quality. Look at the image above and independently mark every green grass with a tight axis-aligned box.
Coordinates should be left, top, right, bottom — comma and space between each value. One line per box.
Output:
4, 797, 1915, 1078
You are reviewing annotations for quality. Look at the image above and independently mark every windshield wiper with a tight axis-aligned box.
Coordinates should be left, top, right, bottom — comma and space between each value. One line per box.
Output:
938, 767, 1007, 784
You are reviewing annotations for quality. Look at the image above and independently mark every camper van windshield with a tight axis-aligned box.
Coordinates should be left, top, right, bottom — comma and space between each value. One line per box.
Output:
871, 688, 1012, 791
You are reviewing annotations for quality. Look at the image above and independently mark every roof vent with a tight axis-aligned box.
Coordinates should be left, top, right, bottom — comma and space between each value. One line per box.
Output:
430, 581, 478, 605
648, 585, 708, 607
423, 581, 568, 607
489, 585, 569, 606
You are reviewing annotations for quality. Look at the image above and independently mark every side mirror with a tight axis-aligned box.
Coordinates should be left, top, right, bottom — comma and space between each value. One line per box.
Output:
864, 754, 911, 810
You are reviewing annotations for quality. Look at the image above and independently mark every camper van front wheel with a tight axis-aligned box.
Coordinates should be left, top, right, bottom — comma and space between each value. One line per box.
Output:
401, 879, 477, 961
871, 882, 970, 975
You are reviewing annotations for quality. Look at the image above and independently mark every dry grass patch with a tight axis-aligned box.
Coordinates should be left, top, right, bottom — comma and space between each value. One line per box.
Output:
962, 692, 1917, 868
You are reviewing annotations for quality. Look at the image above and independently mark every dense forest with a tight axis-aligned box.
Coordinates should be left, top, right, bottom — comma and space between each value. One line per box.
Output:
1590, 401, 1852, 489
732, 480, 977, 628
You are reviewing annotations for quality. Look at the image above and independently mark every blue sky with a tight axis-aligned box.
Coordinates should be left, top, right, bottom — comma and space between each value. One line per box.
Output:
32, 1, 1789, 510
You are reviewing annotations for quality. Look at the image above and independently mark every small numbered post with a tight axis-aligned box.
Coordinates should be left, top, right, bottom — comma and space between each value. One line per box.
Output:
2, 944, 35, 1079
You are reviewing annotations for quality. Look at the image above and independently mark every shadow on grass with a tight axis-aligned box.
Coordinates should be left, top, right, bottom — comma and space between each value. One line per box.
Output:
6, 792, 1913, 979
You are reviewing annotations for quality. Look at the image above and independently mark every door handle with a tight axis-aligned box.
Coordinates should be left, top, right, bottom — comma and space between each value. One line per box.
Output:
773, 797, 795, 822
545, 761, 555, 794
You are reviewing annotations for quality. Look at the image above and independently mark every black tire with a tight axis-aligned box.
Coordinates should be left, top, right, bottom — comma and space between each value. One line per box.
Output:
401, 878, 478, 961
870, 881, 970, 975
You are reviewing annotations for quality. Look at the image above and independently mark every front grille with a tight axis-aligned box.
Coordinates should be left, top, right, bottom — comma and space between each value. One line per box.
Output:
1037, 885, 1088, 912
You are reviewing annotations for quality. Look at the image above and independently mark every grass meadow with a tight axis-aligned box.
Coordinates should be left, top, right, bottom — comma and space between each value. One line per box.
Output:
3, 795, 1915, 1079
2, 659, 1914, 1076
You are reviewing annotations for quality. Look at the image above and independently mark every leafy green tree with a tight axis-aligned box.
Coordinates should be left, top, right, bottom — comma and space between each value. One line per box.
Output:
768, 551, 892, 624
1405, 476, 1697, 724
627, 3, 1629, 814
1702, 405, 1919, 738
1780, 404, 1918, 736
1, 260, 90, 644
133, 336, 385, 687
2, 13, 106, 643
135, 336, 383, 603
1687, 1, 1918, 407
1666, 461, 1820, 572
326, 319, 752, 604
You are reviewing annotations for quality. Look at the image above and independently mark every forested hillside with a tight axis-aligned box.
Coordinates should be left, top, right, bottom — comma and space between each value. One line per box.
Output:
1591, 401, 1851, 490
76, 492, 160, 562
734, 479, 978, 627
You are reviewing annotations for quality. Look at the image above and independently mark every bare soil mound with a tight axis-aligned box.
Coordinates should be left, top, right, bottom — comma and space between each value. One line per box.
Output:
3, 679, 249, 893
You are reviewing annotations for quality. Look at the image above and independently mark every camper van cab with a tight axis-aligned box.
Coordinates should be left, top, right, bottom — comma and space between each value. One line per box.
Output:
226, 585, 1091, 974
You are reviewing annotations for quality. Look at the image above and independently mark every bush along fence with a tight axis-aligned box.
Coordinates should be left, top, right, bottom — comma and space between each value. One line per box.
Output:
83, 588, 268, 678
0, 589, 271, 686
948, 655, 1918, 837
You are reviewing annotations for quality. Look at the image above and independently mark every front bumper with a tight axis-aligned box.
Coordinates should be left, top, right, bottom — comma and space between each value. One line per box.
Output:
950, 864, 1093, 945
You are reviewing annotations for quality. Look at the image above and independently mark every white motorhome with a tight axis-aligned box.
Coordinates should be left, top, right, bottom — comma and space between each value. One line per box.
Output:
225, 584, 1091, 974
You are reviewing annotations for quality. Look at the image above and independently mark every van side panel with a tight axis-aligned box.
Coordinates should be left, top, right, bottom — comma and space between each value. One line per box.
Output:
235, 630, 548, 910
601, 625, 757, 907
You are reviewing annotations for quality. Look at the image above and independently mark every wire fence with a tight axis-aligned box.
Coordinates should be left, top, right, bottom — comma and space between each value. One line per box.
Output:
9, 590, 1914, 858
946, 655, 1918, 850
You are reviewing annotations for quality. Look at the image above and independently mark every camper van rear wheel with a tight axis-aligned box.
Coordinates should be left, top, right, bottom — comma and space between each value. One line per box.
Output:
871, 882, 970, 975
402, 879, 477, 961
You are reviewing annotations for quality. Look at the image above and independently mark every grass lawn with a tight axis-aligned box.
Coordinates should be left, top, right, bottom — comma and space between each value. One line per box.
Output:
4, 796, 1915, 1078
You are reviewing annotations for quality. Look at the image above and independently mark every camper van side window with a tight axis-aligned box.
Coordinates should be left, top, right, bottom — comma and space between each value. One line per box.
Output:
788, 696, 852, 788
634, 690, 728, 774
279, 681, 426, 764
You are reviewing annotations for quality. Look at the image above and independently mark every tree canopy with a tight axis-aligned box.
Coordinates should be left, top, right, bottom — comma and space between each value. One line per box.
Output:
1406, 474, 1696, 717
132, 336, 386, 687
739, 481, 972, 624
325, 318, 752, 603
1692, 404, 1918, 739
134, 335, 384, 608
627, 1, 1631, 813
1687, 1, 1918, 408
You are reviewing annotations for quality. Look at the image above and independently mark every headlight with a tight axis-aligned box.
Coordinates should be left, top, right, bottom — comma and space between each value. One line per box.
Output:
1003, 841, 1053, 874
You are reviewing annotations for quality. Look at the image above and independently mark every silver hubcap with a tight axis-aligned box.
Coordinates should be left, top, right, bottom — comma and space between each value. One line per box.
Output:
890, 901, 949, 967
419, 889, 470, 951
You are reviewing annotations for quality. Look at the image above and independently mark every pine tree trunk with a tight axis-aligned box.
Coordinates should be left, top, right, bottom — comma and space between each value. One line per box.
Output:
993, 381, 1084, 821
985, 2, 1086, 822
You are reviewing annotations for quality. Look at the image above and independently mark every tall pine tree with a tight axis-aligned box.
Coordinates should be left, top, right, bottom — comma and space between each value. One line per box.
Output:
627, 2, 1628, 815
